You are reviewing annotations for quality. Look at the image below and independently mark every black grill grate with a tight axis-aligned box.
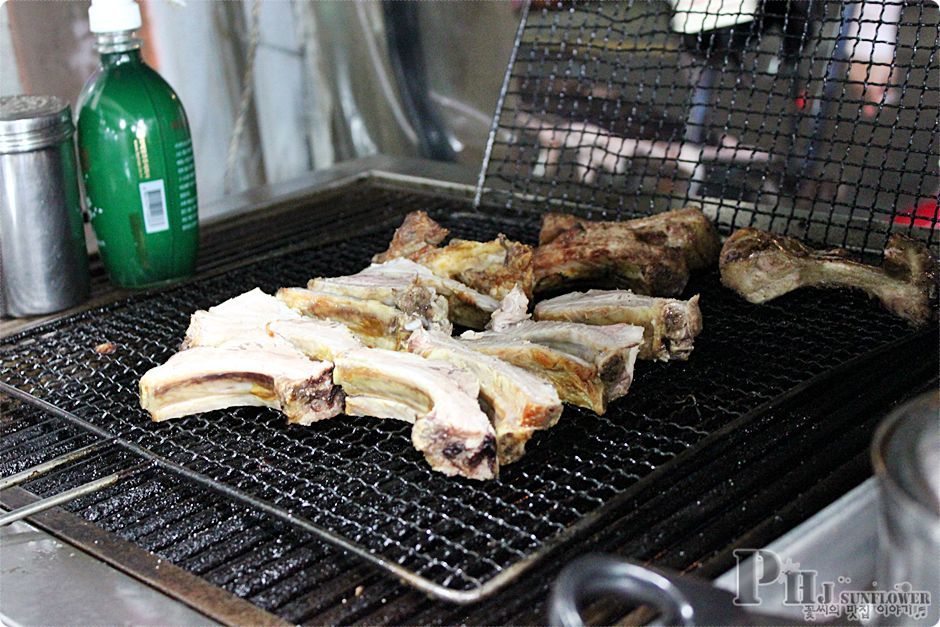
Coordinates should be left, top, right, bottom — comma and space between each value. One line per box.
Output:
480, 1, 939, 252
0, 186, 925, 601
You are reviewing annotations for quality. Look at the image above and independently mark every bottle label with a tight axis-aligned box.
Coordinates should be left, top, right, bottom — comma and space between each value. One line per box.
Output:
139, 179, 169, 234
173, 138, 198, 232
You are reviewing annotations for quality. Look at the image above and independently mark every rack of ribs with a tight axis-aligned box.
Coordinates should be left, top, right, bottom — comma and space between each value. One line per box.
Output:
720, 229, 939, 327
334, 348, 498, 480
373, 211, 535, 300
406, 328, 562, 465
534, 289, 703, 361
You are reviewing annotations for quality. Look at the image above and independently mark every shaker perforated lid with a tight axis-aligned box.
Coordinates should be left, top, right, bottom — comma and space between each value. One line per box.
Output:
0, 95, 74, 154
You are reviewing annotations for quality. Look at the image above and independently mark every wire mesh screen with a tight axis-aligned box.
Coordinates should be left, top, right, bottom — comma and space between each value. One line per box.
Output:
480, 0, 939, 253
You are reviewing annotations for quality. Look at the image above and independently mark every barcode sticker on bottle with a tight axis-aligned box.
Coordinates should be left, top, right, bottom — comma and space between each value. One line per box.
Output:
139, 179, 169, 234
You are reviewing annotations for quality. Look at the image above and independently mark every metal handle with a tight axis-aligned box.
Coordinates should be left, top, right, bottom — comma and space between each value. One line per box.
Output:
549, 555, 797, 627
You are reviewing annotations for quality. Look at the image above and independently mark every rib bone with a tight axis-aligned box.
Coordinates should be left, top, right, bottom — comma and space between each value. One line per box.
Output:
276, 287, 447, 350
181, 288, 300, 350
460, 321, 643, 415
720, 229, 939, 327
139, 345, 343, 425
534, 289, 703, 361
533, 207, 720, 297
265, 318, 363, 361
373, 211, 535, 300
406, 328, 562, 465
312, 259, 497, 329
334, 348, 497, 480
539, 207, 721, 272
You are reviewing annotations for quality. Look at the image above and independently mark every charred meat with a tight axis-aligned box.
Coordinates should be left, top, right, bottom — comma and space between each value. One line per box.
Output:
334, 348, 498, 480
139, 345, 343, 425
373, 211, 535, 300
539, 207, 721, 271
406, 328, 562, 465
534, 289, 702, 361
534, 207, 720, 296
720, 229, 939, 327
534, 221, 689, 296
372, 210, 450, 264
418, 235, 535, 301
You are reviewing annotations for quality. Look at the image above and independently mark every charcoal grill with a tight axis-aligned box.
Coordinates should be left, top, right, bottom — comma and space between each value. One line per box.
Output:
2, 2, 938, 624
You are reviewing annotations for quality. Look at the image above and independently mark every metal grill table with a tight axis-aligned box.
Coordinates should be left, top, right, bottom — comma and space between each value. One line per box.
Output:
1, 178, 936, 623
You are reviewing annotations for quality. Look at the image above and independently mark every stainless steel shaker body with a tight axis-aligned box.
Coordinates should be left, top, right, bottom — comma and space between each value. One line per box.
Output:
872, 391, 940, 627
0, 95, 90, 316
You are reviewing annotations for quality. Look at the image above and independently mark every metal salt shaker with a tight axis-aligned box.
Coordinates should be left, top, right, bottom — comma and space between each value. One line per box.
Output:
0, 95, 90, 316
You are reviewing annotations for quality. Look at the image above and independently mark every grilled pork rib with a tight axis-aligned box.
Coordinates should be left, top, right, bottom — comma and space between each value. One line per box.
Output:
334, 348, 497, 480
373, 211, 535, 300
265, 318, 363, 361
417, 235, 535, 300
534, 207, 720, 296
406, 328, 562, 465
487, 284, 531, 332
534, 222, 689, 296
461, 320, 643, 415
276, 287, 449, 350
534, 289, 703, 361
539, 207, 721, 271
373, 210, 450, 264
181, 288, 300, 350
311, 259, 498, 329
139, 345, 343, 425
720, 229, 939, 327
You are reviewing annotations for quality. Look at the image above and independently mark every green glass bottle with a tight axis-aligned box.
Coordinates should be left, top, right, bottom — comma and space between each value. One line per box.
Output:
77, 0, 198, 288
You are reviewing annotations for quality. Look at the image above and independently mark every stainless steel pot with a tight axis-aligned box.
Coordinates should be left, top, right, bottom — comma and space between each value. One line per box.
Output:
871, 390, 940, 627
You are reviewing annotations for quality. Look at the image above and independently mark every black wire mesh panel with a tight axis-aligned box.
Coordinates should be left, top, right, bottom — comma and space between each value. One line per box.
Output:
481, 0, 939, 253
0, 187, 923, 599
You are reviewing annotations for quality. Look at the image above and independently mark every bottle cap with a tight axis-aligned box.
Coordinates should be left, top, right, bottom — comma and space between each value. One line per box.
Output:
88, 0, 142, 34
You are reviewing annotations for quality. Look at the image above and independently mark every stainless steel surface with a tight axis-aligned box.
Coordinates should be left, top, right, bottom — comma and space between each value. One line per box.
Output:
0, 95, 90, 317
872, 390, 940, 626
715, 478, 880, 621
0, 518, 220, 627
